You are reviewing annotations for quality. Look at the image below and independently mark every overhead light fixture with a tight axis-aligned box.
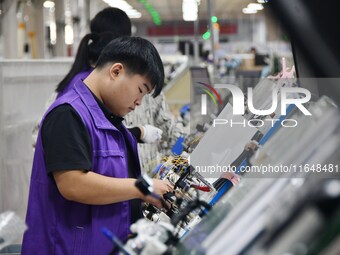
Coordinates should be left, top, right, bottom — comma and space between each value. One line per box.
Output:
182, 0, 199, 21
43, 1, 55, 8
243, 3, 264, 14
242, 8, 257, 14
64, 24, 74, 45
103, 0, 142, 19
183, 11, 198, 21
257, 0, 268, 3
50, 21, 56, 44
248, 3, 264, 10
125, 9, 142, 19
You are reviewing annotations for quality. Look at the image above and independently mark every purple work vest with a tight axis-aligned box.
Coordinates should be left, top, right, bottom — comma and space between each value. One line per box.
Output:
22, 79, 141, 255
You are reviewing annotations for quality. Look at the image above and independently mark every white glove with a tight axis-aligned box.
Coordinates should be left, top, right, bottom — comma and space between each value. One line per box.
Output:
141, 125, 163, 143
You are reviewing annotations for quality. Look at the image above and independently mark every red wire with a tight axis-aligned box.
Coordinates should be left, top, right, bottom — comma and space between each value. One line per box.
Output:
191, 184, 211, 192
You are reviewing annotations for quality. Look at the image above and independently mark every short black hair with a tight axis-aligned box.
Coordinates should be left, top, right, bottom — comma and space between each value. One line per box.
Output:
96, 36, 164, 97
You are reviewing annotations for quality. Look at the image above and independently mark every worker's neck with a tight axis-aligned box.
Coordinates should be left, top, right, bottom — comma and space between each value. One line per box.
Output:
83, 70, 104, 102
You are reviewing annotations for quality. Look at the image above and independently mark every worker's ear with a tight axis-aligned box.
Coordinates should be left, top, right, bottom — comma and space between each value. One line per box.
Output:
109, 63, 123, 79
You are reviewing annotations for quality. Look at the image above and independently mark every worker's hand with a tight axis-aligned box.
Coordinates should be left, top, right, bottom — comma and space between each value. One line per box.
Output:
152, 179, 174, 196
140, 125, 163, 143
140, 179, 173, 209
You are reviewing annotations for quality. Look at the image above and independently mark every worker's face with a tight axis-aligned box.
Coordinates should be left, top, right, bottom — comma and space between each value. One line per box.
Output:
103, 63, 152, 117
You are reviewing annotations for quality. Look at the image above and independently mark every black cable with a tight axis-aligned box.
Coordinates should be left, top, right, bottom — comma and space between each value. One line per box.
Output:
213, 131, 263, 190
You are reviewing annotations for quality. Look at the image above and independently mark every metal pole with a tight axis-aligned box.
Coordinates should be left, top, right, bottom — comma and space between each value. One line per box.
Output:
193, 18, 200, 64
207, 0, 215, 76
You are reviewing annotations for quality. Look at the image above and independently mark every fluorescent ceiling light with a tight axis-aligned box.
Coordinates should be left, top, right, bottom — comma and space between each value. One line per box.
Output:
125, 9, 142, 18
182, 0, 198, 12
183, 12, 198, 21
257, 0, 268, 3
242, 8, 257, 14
248, 3, 264, 10
50, 21, 57, 44
103, 0, 142, 19
43, 1, 55, 8
182, 0, 198, 21
65, 24, 74, 45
